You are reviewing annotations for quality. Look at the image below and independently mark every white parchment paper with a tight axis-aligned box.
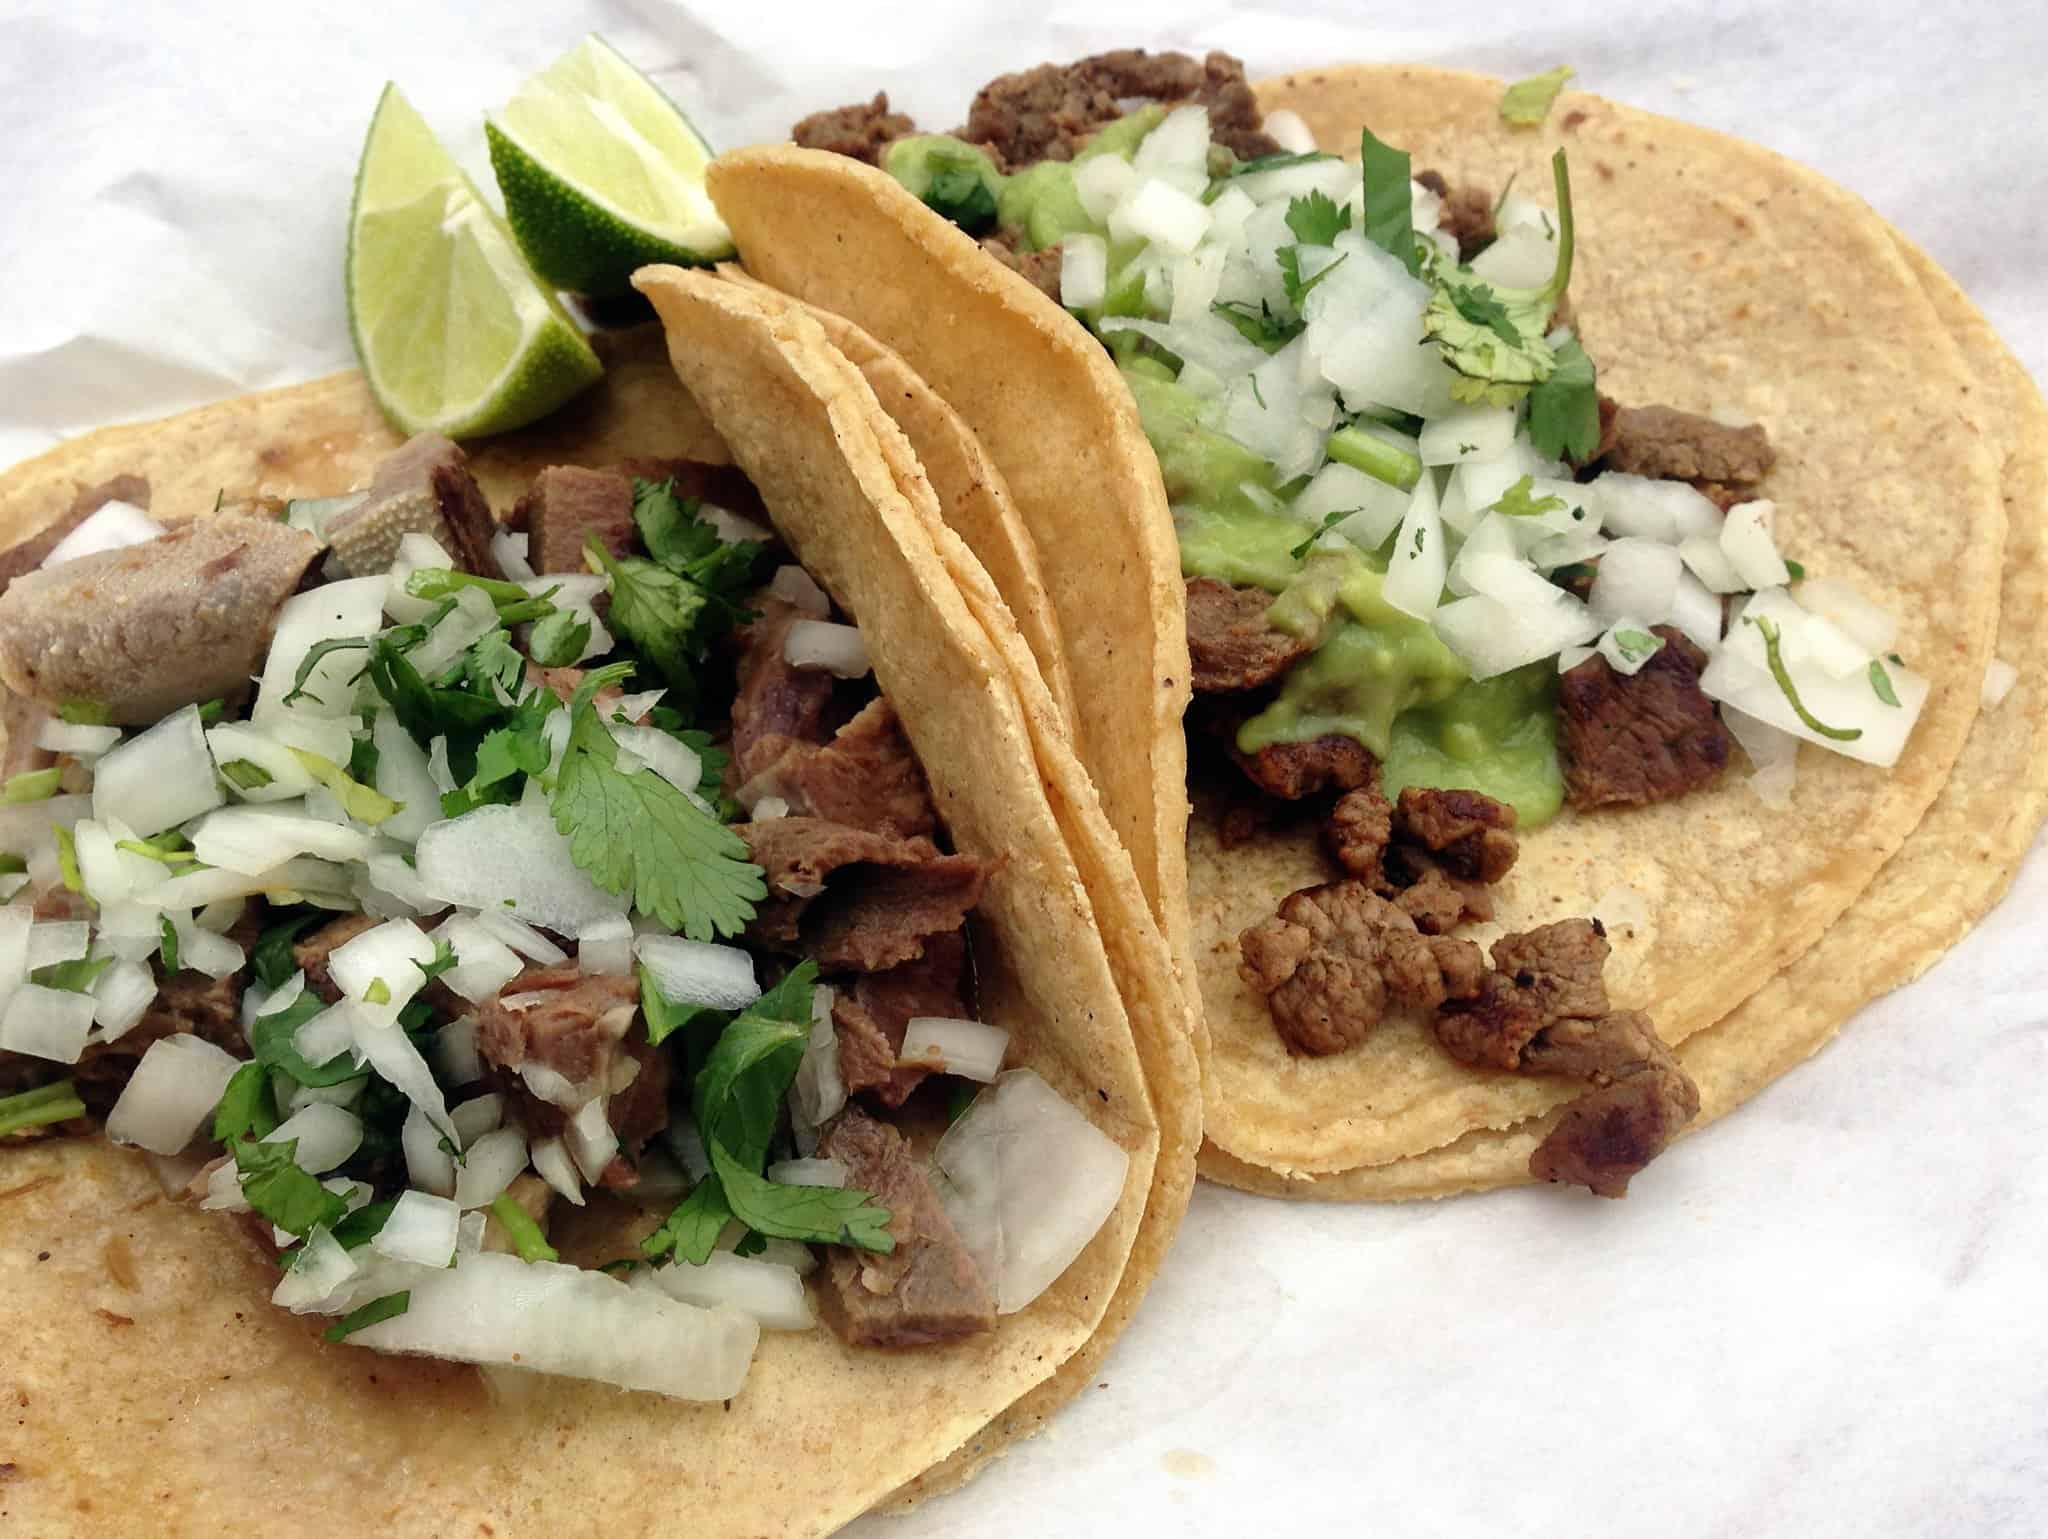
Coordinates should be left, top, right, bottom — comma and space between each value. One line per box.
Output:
1, 3, 2042, 1535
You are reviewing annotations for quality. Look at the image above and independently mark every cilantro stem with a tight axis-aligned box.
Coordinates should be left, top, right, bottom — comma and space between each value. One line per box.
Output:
1539, 148, 1576, 306
0, 1079, 86, 1135
1327, 427, 1422, 491
1, 768, 61, 805
1752, 616, 1863, 741
489, 1192, 560, 1263
324, 1290, 410, 1342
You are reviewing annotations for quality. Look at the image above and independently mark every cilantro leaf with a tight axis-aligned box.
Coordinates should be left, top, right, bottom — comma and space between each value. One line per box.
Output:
250, 990, 360, 1087
1284, 189, 1351, 247
1222, 149, 1338, 180
549, 691, 764, 941
1276, 245, 1349, 308
528, 608, 591, 669
1210, 298, 1303, 351
1784, 558, 1808, 581
234, 1136, 348, 1239
1359, 127, 1419, 275
466, 630, 528, 697
329, 1197, 398, 1252
1491, 475, 1569, 519
415, 939, 459, 986
631, 478, 768, 609
585, 541, 712, 698
325, 1291, 409, 1342
366, 634, 505, 746
694, 963, 818, 1169
640, 961, 725, 1055
1443, 280, 1522, 348
212, 1061, 279, 1145
1290, 509, 1354, 560
1612, 628, 1664, 664
714, 1150, 896, 1252
31, 954, 115, 993
253, 909, 322, 990
159, 914, 181, 973
1501, 65, 1575, 127
641, 1179, 732, 1265
1526, 335, 1601, 462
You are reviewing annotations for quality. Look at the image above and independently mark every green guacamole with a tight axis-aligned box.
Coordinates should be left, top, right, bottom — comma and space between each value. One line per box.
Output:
1382, 665, 1565, 826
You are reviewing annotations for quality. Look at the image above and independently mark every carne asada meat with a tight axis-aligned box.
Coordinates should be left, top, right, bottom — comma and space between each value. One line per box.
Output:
738, 816, 986, 973
1186, 578, 1316, 693
1238, 880, 1485, 1057
831, 930, 968, 1106
730, 597, 841, 784
978, 231, 1063, 301
1390, 788, 1520, 884
962, 48, 1278, 166
0, 473, 151, 598
1, 689, 54, 783
1415, 169, 1496, 262
792, 92, 917, 166
1324, 784, 1515, 934
1558, 625, 1731, 808
476, 963, 641, 1092
815, 1107, 997, 1346
1434, 918, 1700, 1196
0, 513, 320, 725
514, 465, 638, 575
762, 697, 937, 841
1230, 733, 1377, 801
327, 432, 500, 578
1593, 399, 1775, 488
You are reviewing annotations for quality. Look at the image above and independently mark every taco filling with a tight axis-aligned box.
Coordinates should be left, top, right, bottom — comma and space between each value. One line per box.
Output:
0, 432, 1129, 1393
793, 49, 1936, 1195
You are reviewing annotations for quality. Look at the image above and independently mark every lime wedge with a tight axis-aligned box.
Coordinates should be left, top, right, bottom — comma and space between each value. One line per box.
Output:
486, 35, 734, 297
347, 84, 602, 439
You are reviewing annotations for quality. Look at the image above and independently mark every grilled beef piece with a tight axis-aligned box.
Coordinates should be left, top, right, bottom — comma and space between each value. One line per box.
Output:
1390, 787, 1520, 884
730, 597, 841, 784
792, 92, 917, 165
815, 1107, 997, 1347
327, 432, 499, 577
1185, 578, 1315, 693
1415, 169, 1496, 262
475, 963, 641, 1092
738, 816, 986, 973
962, 48, 1277, 166
1593, 400, 1775, 488
516, 465, 637, 575
1238, 879, 1485, 1057
0, 513, 320, 724
0, 474, 151, 599
1558, 625, 1731, 808
831, 930, 968, 1107
754, 698, 937, 841
1322, 783, 1520, 935
1230, 734, 1377, 801
1434, 918, 1700, 1197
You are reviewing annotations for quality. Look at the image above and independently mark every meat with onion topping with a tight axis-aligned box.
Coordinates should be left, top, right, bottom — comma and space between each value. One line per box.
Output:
1558, 624, 1731, 809
832, 930, 968, 1107
326, 432, 500, 578
1592, 398, 1775, 489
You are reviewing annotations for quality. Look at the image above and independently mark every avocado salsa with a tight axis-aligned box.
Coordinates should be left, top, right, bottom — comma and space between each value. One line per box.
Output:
881, 120, 1567, 825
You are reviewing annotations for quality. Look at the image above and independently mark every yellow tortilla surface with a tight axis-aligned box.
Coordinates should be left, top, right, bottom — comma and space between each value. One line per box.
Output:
1205, 233, 2048, 1198
0, 291, 1162, 1537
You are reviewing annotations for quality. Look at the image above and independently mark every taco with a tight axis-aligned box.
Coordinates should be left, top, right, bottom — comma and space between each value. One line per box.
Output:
705, 51, 2030, 1197
0, 277, 1188, 1534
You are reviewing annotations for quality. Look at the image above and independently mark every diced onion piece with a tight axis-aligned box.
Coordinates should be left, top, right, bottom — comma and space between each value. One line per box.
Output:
531, 1135, 586, 1207
263, 1103, 364, 1174
273, 1227, 360, 1312
171, 913, 245, 979
0, 907, 29, 1013
203, 721, 318, 804
1983, 657, 2019, 708
1589, 538, 1682, 627
361, 850, 439, 917
1074, 153, 1138, 222
576, 914, 634, 976
415, 800, 626, 935
608, 726, 703, 801
764, 1157, 848, 1189
1290, 460, 1408, 551
255, 576, 389, 721
1719, 499, 1791, 589
42, 500, 166, 566
491, 529, 536, 582
435, 1015, 482, 1087
1060, 234, 1108, 309
449, 1092, 505, 1149
344, 1251, 760, 1402
1797, 576, 1899, 656
153, 856, 354, 909
933, 1069, 1130, 1316
472, 908, 569, 964
455, 1125, 530, 1209
1381, 472, 1446, 621
404, 1100, 457, 1197
26, 920, 88, 970
292, 1000, 359, 1069
407, 586, 501, 681
566, 1097, 619, 1184
92, 705, 224, 837
326, 918, 436, 1025
1557, 645, 1597, 673
1469, 219, 1560, 289
666, 1116, 713, 1183
1595, 620, 1667, 678
429, 915, 525, 1004
782, 620, 869, 678
1433, 590, 1601, 681
634, 935, 760, 1010
1446, 512, 1518, 598
384, 533, 458, 623
790, 985, 845, 1146
371, 711, 442, 844
1667, 569, 1724, 654
90, 957, 158, 1041
73, 820, 154, 907
1261, 106, 1316, 154
520, 1062, 588, 1110
1586, 472, 1721, 545
354, 1015, 451, 1132
373, 1189, 461, 1268
752, 796, 790, 821
201, 1157, 250, 1211
1417, 404, 1518, 467
647, 1252, 814, 1332
752, 565, 829, 623
1678, 532, 1745, 594
190, 806, 374, 876
1722, 704, 1800, 808
1118, 176, 1212, 254
899, 1017, 1009, 1082
0, 983, 96, 1064
105, 1034, 243, 1153
36, 719, 121, 757
288, 1076, 366, 1114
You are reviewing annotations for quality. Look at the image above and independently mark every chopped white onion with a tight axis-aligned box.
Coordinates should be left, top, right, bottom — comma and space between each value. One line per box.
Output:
764, 1157, 847, 1189
434, 1015, 483, 1088
344, 1251, 760, 1401
566, 1096, 619, 1184
1288, 460, 1407, 551
1074, 154, 1138, 223
531, 1135, 586, 1206
751, 796, 790, 821
153, 855, 354, 910
1432, 589, 1601, 681
1796, 576, 1899, 656
1678, 532, 1746, 593
326, 918, 436, 1025
789, 985, 845, 1149
520, 1062, 589, 1110
190, 806, 374, 876
1381, 472, 1447, 620
35, 720, 121, 758
26, 920, 88, 970
383, 533, 458, 623
404, 1100, 458, 1196
414, 799, 626, 934
105, 1034, 243, 1153
406, 586, 501, 682
455, 1125, 531, 1209
782, 619, 870, 678
89, 957, 158, 1040
1667, 569, 1724, 654
204, 722, 317, 803
254, 576, 388, 721
371, 711, 443, 843
1595, 621, 1667, 678
575, 913, 634, 976
264, 1103, 364, 1174
92, 705, 224, 837
607, 725, 703, 801
41, 500, 167, 567
666, 1116, 712, 1184
373, 1190, 462, 1268
1589, 538, 1682, 627
1722, 705, 1801, 808
354, 1014, 451, 1133
1417, 404, 1518, 467
170, 912, 245, 979
292, 999, 360, 1069
472, 908, 569, 964
933, 1069, 1130, 1316
1586, 472, 1721, 545
1983, 657, 2019, 708
273, 1227, 362, 1312
646, 1252, 814, 1332
491, 529, 537, 582
288, 1075, 367, 1114
429, 915, 526, 1003
899, 1017, 1009, 1082
1719, 500, 1791, 589
1260, 106, 1317, 154
449, 1092, 506, 1149
634, 934, 760, 1011
0, 983, 96, 1064
1060, 233, 1109, 310
1117, 176, 1212, 254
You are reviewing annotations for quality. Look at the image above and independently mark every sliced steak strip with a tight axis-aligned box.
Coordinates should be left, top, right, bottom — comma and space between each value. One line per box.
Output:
1186, 578, 1314, 693
738, 817, 986, 973
1594, 400, 1775, 488
1238, 879, 1484, 1057
1415, 169, 1496, 262
0, 474, 151, 599
831, 930, 968, 1107
760, 697, 937, 841
327, 432, 500, 578
730, 598, 840, 785
514, 465, 636, 576
961, 48, 1277, 168
0, 513, 320, 724
815, 1107, 997, 1347
792, 93, 917, 166
1559, 625, 1731, 809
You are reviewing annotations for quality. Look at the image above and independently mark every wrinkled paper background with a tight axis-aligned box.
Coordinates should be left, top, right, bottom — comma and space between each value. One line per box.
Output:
2, 3, 2043, 1535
